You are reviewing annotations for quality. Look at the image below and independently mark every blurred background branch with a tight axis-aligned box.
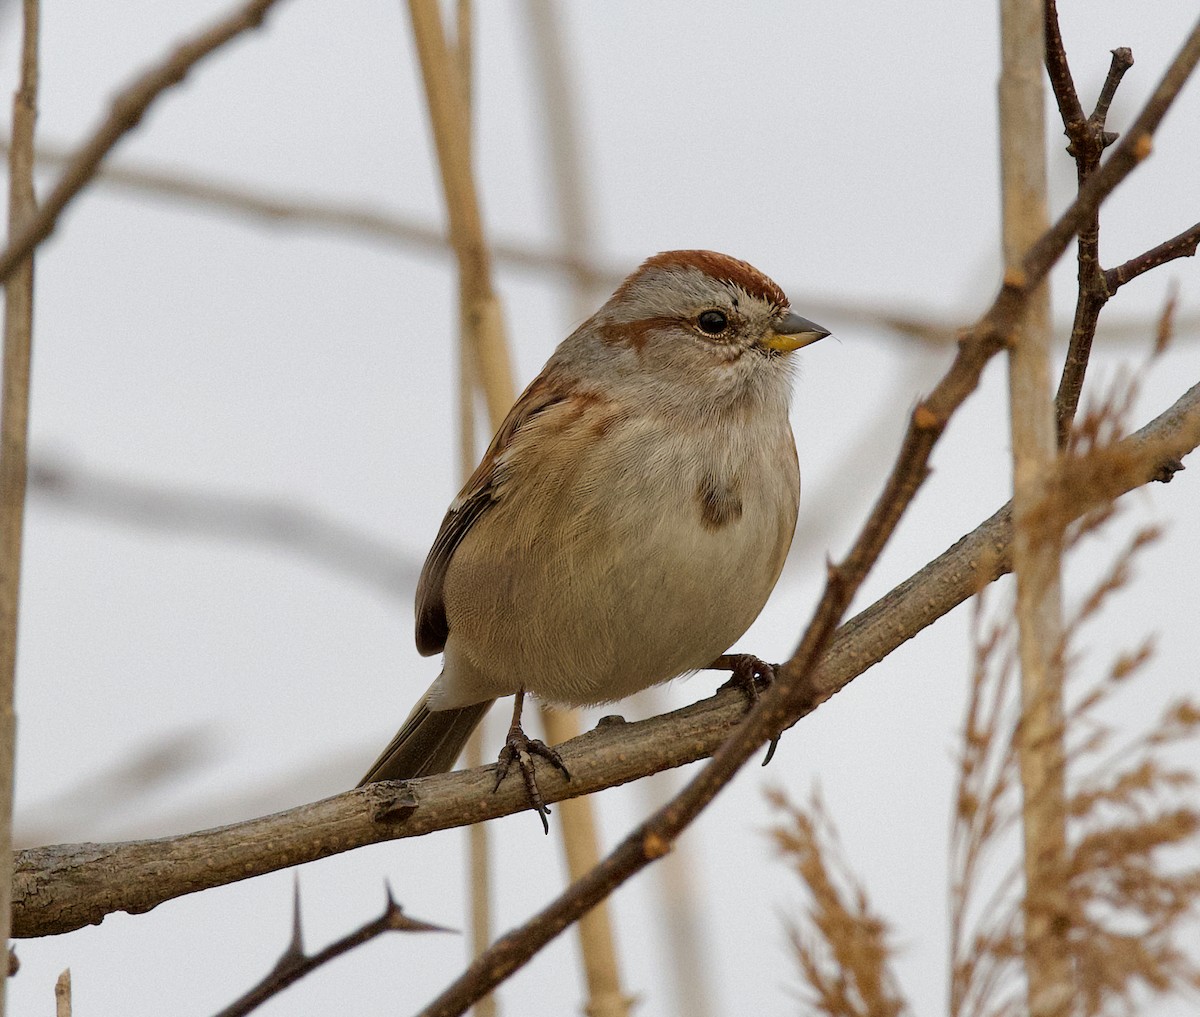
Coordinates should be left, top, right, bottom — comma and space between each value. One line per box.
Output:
27, 454, 421, 596
0, 0, 292, 284
6, 137, 1197, 347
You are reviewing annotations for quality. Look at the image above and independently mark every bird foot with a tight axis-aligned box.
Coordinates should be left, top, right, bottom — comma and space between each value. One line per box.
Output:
712, 653, 782, 766
494, 724, 571, 834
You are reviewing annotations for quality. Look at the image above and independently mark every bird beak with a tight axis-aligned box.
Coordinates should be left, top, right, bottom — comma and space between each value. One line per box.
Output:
762, 310, 831, 353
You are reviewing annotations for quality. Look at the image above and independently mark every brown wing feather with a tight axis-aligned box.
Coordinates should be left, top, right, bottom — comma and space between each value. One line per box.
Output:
414, 375, 564, 655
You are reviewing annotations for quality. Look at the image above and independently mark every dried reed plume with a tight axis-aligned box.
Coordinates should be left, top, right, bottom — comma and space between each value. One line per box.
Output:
773, 345, 1200, 1017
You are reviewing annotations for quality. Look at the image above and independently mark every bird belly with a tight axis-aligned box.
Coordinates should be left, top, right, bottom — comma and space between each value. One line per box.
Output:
435, 415, 798, 709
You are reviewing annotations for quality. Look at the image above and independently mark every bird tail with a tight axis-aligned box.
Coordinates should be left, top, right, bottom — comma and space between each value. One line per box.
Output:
358, 686, 493, 785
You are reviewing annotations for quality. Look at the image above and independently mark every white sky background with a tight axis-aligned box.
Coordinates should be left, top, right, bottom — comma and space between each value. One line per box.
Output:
2, 1, 1199, 1015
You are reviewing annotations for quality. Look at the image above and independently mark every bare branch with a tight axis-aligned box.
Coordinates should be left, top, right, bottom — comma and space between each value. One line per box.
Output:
12, 374, 1196, 942
0, 4, 40, 1011
1105, 222, 1200, 293
1042, 0, 1085, 132
1050, 42, 1136, 446
28, 456, 421, 597
1025, 22, 1198, 300
214, 883, 450, 1017
0, 0, 291, 285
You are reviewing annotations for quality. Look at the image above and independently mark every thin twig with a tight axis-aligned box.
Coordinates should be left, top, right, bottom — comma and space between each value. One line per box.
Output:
1022, 24, 1196, 305
0, 0, 290, 285
11, 378, 1200, 941
1042, 0, 1085, 131
214, 883, 450, 1017
1105, 222, 1200, 293
1050, 43, 1136, 446
0, 4, 39, 1013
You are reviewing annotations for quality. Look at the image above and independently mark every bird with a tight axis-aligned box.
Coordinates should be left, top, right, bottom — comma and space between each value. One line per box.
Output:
360, 250, 829, 824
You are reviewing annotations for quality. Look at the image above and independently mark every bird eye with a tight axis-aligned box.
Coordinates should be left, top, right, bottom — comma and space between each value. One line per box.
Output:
697, 310, 728, 335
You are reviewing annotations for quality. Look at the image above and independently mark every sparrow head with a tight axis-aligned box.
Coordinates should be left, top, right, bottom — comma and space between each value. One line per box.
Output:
562, 250, 829, 410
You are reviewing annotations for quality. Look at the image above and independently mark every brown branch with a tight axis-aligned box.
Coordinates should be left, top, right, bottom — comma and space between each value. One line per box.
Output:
11, 378, 1199, 941
1092, 47, 1137, 130
1105, 222, 1200, 293
1050, 41, 1136, 447
214, 883, 450, 1017
1043, 0, 1085, 132
0, 0, 290, 286
0, 3, 39, 1011
1019, 18, 1191, 293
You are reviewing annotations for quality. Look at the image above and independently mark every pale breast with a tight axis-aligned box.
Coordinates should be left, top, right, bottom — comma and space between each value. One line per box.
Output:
438, 404, 800, 708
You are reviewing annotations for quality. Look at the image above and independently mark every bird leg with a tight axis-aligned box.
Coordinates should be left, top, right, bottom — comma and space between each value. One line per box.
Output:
493, 688, 571, 833
710, 653, 781, 766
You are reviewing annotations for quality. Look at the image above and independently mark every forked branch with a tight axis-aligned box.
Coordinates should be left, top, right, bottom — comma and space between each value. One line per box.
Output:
214, 883, 450, 1017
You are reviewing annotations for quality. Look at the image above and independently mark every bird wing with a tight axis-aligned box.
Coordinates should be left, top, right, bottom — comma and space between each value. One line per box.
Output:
414, 375, 564, 655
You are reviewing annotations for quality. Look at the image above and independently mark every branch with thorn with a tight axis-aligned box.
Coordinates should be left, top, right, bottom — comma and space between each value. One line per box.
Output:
214, 881, 451, 1017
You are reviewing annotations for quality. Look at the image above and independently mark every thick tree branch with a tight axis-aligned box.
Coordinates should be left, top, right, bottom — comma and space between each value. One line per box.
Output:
0, 0, 290, 285
13, 380, 1199, 942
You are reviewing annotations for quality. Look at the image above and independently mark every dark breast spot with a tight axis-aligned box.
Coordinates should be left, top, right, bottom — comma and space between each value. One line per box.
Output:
697, 473, 743, 531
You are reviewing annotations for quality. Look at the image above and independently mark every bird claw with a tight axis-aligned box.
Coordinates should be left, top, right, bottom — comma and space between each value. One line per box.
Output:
712, 653, 782, 766
493, 725, 571, 834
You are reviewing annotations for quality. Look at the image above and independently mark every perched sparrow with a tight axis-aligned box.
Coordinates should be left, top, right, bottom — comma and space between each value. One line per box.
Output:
360, 250, 828, 820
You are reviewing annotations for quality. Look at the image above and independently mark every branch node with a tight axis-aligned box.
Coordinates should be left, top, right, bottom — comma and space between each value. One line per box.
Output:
1003, 265, 1029, 290
642, 831, 672, 860
913, 403, 941, 431
364, 782, 420, 823
1151, 456, 1185, 484
1134, 133, 1154, 161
